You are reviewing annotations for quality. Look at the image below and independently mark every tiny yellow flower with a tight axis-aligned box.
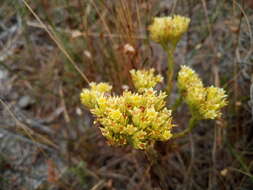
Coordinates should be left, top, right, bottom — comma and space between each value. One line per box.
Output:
178, 65, 203, 91
80, 89, 98, 109
149, 15, 190, 46
108, 109, 125, 124
80, 82, 112, 109
121, 124, 137, 135
90, 82, 112, 93
130, 68, 163, 92
200, 86, 228, 119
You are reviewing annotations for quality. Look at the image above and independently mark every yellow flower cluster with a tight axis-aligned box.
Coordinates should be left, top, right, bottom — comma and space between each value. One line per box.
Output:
149, 15, 190, 46
200, 86, 228, 119
130, 69, 163, 92
80, 82, 112, 109
80, 70, 174, 149
178, 66, 227, 119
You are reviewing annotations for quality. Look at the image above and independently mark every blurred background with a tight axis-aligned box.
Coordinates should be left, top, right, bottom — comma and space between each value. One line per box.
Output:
0, 0, 252, 189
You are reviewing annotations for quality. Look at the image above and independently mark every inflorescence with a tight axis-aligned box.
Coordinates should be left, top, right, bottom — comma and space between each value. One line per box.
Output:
80, 70, 174, 149
130, 69, 163, 92
178, 65, 228, 119
80, 14, 228, 150
149, 15, 190, 47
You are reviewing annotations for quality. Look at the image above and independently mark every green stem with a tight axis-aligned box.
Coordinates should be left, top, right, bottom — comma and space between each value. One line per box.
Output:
166, 49, 174, 96
145, 144, 158, 164
171, 95, 183, 112
172, 117, 198, 139
161, 43, 175, 98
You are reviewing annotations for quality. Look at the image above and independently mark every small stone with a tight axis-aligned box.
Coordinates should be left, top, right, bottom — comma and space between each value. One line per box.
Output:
76, 107, 82, 116
18, 96, 34, 109
0, 69, 8, 80
220, 168, 228, 177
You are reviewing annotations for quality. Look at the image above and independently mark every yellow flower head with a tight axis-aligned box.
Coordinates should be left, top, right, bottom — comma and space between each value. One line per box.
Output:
178, 65, 228, 119
80, 81, 174, 149
200, 86, 228, 119
149, 15, 190, 46
80, 89, 97, 109
178, 65, 203, 91
80, 82, 112, 109
130, 68, 163, 92
90, 82, 112, 93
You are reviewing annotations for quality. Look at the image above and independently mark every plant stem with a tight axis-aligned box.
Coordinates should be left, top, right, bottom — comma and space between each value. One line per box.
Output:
172, 95, 183, 112
145, 144, 158, 164
172, 117, 198, 139
166, 49, 175, 96
145, 145, 168, 189
161, 43, 175, 98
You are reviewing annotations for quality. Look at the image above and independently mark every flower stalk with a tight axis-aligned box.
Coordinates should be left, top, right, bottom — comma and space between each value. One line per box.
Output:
171, 95, 183, 111
165, 46, 175, 96
172, 116, 198, 139
149, 15, 190, 98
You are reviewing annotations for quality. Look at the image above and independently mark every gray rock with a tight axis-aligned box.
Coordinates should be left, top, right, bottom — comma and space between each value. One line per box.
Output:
0, 69, 8, 80
18, 95, 34, 109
